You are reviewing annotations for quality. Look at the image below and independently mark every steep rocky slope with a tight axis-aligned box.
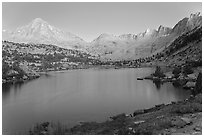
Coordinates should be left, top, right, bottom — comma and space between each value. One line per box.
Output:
152, 26, 202, 67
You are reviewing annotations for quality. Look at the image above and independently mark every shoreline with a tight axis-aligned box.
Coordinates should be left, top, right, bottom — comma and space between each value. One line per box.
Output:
2, 65, 152, 85
30, 93, 202, 135
2, 75, 40, 85
28, 66, 202, 135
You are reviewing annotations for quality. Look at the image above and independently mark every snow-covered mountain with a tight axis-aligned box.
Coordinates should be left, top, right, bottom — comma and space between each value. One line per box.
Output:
87, 26, 174, 60
88, 12, 202, 60
171, 12, 202, 35
2, 18, 88, 49
3, 12, 202, 61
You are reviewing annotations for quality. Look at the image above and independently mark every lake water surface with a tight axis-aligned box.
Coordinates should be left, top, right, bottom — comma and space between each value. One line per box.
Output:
2, 68, 191, 134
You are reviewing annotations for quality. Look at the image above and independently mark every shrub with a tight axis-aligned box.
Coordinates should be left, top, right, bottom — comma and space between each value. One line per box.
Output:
172, 67, 181, 78
152, 66, 165, 78
171, 103, 201, 114
12, 62, 26, 78
183, 65, 194, 76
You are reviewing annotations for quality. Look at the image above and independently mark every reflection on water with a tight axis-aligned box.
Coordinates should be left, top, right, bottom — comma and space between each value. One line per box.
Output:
3, 82, 24, 103
152, 80, 162, 89
2, 68, 191, 134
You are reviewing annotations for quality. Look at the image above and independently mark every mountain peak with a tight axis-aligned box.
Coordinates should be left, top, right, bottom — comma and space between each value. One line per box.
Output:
145, 28, 151, 33
158, 25, 164, 30
95, 33, 115, 40
30, 18, 49, 28
190, 12, 201, 19
171, 12, 202, 35
32, 18, 47, 23
3, 18, 87, 49
99, 33, 112, 37
157, 25, 172, 36
144, 28, 157, 36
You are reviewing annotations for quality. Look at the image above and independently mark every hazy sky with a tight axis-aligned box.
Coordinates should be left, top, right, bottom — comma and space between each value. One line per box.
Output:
2, 2, 202, 41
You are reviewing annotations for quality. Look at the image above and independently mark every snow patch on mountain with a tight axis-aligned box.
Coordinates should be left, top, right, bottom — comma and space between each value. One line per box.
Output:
2, 18, 88, 50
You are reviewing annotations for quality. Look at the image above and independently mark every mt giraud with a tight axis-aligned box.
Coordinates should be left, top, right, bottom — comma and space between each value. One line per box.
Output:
2, 18, 88, 49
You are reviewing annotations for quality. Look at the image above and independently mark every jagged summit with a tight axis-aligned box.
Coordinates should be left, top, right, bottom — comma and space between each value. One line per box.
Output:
171, 12, 202, 35
119, 34, 137, 40
88, 12, 202, 60
157, 25, 172, 36
190, 12, 201, 18
29, 18, 49, 28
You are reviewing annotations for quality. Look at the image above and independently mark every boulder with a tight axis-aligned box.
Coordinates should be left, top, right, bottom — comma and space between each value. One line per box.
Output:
183, 81, 196, 89
6, 70, 19, 76
194, 126, 201, 131
178, 74, 186, 80
110, 113, 126, 120
171, 118, 187, 128
133, 109, 145, 116
165, 72, 174, 79
155, 104, 165, 108
187, 73, 197, 80
23, 75, 28, 80
180, 117, 192, 125
133, 120, 145, 125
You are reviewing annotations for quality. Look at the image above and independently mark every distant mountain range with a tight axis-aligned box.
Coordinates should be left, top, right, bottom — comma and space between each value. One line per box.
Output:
2, 12, 202, 60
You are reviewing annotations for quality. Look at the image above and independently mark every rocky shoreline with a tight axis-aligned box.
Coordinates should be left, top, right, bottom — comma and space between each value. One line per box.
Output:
137, 65, 201, 92
29, 93, 202, 135
28, 66, 202, 135
2, 73, 40, 84
2, 65, 135, 85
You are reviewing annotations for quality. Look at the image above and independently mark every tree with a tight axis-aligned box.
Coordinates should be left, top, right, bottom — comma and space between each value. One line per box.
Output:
12, 62, 26, 78
183, 65, 193, 76
172, 67, 181, 78
152, 66, 165, 78
2, 61, 10, 79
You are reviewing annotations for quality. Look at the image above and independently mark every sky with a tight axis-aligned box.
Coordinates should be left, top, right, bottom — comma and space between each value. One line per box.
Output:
2, 2, 202, 42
